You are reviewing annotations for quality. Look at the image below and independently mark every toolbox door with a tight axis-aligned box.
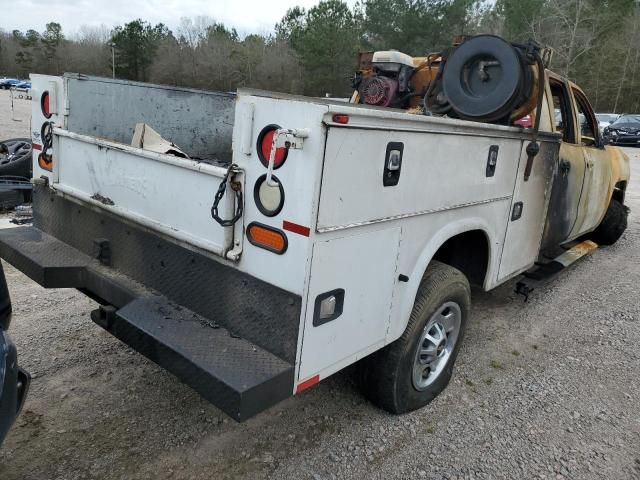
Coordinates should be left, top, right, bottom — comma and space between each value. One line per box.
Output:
498, 140, 558, 281
298, 227, 401, 381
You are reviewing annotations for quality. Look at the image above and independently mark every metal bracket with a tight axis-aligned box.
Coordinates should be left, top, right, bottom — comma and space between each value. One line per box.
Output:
266, 128, 310, 187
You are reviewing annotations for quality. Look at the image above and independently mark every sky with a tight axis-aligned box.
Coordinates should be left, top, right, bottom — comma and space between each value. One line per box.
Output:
1, 0, 358, 37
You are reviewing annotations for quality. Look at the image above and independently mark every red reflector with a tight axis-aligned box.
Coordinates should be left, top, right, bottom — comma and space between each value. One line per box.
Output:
258, 125, 288, 169
296, 374, 320, 394
282, 220, 310, 237
332, 114, 349, 124
32, 143, 42, 151
41, 91, 52, 118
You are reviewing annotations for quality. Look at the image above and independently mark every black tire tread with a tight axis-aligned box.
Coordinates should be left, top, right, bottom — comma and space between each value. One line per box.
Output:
360, 261, 470, 414
590, 199, 628, 246
0, 138, 32, 178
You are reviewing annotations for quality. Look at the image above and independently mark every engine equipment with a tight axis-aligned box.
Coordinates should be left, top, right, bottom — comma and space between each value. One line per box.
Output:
351, 35, 544, 127
352, 50, 440, 110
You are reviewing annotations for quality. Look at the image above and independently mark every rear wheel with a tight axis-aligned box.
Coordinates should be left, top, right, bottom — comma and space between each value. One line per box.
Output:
590, 199, 628, 246
360, 261, 470, 414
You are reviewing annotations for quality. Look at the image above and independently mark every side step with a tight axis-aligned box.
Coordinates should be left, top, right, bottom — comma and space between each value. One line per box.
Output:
515, 240, 598, 301
0, 226, 294, 421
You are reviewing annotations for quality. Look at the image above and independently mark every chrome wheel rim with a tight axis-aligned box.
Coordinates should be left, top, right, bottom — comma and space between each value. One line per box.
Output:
412, 301, 462, 391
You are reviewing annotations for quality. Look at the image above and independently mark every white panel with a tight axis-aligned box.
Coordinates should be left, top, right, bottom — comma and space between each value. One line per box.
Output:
54, 133, 235, 256
498, 141, 558, 280
299, 227, 400, 380
318, 127, 522, 230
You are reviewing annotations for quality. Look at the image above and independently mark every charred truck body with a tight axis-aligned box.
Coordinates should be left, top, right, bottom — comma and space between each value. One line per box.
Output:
0, 35, 630, 444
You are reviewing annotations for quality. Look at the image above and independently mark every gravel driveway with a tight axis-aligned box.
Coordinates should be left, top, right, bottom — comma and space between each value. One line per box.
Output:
0, 89, 639, 479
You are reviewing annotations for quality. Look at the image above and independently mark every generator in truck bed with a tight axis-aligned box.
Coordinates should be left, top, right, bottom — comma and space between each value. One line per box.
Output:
0, 37, 630, 442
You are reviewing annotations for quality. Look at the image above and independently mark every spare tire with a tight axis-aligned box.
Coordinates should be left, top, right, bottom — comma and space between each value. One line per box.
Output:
0, 138, 32, 178
442, 35, 532, 122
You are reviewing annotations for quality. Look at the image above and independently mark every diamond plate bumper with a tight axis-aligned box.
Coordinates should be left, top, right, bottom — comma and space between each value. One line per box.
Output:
0, 225, 295, 421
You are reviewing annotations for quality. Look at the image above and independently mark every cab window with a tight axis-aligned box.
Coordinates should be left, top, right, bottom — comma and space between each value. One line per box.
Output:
549, 79, 574, 143
572, 88, 598, 147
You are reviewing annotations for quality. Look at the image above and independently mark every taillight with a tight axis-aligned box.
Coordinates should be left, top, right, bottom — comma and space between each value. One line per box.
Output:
332, 114, 350, 124
41, 91, 52, 118
246, 222, 288, 254
38, 153, 53, 171
254, 174, 284, 217
257, 125, 288, 169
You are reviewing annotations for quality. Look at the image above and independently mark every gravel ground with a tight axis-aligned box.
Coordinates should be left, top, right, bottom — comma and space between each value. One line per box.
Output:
0, 89, 31, 140
0, 88, 639, 479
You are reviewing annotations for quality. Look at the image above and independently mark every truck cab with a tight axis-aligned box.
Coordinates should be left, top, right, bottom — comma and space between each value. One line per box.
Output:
542, 72, 629, 248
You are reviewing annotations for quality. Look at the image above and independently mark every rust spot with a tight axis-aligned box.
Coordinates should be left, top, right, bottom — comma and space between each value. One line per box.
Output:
90, 193, 115, 206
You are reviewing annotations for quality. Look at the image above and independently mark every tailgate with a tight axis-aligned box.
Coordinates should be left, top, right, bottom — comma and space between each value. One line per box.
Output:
48, 128, 243, 259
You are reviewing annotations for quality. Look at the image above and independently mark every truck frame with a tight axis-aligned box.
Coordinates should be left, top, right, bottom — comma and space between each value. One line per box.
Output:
0, 68, 630, 435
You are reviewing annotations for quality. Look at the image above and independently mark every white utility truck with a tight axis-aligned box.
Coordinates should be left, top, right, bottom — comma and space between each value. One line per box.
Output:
0, 36, 630, 439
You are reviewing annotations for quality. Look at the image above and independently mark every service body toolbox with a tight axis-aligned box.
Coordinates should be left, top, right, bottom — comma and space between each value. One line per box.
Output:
0, 66, 629, 440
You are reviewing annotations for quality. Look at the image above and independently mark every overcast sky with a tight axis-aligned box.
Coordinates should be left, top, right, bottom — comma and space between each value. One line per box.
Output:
1, 0, 358, 37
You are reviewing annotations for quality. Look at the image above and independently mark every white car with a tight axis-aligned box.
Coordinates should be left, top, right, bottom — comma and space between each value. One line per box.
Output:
596, 113, 619, 131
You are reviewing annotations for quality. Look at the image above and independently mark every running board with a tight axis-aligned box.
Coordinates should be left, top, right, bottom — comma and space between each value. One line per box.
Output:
515, 240, 598, 301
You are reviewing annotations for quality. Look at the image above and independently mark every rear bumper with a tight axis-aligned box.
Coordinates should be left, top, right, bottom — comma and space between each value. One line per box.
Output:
0, 186, 302, 421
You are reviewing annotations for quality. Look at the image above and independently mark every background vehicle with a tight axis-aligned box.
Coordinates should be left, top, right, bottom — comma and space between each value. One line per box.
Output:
0, 271, 30, 443
604, 114, 640, 146
0, 79, 20, 89
14, 81, 31, 90
0, 37, 629, 444
596, 113, 619, 131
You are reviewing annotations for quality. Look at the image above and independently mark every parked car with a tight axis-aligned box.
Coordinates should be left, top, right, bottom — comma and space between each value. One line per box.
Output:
1, 310, 30, 444
14, 81, 31, 89
0, 79, 20, 89
596, 113, 619, 131
603, 114, 640, 146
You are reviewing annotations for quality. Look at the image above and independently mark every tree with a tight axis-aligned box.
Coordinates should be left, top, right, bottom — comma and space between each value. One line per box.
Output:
110, 20, 171, 81
12, 29, 41, 77
41, 22, 64, 74
277, 0, 362, 95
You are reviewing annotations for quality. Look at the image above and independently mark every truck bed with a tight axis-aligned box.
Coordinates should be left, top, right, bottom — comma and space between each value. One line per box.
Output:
63, 74, 235, 162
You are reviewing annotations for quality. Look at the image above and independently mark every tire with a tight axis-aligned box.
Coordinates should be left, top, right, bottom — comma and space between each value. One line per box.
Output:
0, 138, 32, 178
0, 190, 25, 210
359, 261, 471, 414
589, 199, 628, 246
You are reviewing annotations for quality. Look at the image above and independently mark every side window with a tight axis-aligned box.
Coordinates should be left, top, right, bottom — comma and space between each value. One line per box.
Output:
549, 79, 573, 143
572, 88, 598, 147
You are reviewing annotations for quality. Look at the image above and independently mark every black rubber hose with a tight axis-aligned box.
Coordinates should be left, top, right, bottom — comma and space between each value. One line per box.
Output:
423, 56, 447, 115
